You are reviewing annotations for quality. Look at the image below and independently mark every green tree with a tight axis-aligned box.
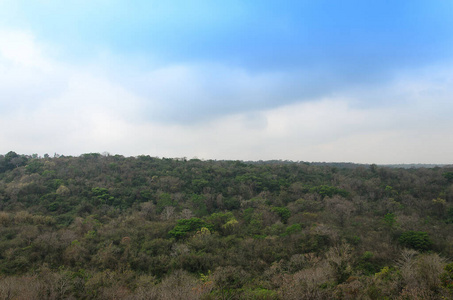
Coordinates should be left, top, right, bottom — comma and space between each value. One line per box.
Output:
169, 218, 213, 239
271, 207, 291, 223
383, 213, 397, 228
443, 172, 453, 182
398, 231, 433, 251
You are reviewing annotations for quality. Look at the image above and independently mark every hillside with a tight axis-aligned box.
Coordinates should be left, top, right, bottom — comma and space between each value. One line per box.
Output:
1, 151, 453, 299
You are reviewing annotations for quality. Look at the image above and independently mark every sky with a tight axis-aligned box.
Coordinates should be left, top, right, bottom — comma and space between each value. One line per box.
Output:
0, 0, 452, 164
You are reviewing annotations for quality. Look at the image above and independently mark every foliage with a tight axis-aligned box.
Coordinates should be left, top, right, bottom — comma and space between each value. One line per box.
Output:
168, 218, 213, 239
309, 185, 349, 198
383, 213, 397, 228
92, 187, 114, 205
441, 262, 453, 292
284, 223, 302, 235
398, 231, 433, 251
0, 151, 451, 298
271, 206, 291, 223
447, 207, 453, 224
443, 172, 453, 182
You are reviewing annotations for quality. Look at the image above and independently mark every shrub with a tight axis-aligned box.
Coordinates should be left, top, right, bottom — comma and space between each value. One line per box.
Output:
285, 224, 302, 235
271, 207, 291, 223
169, 218, 213, 239
398, 231, 433, 251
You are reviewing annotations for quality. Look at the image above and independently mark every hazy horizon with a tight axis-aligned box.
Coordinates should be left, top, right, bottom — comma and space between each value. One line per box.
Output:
1, 1, 453, 164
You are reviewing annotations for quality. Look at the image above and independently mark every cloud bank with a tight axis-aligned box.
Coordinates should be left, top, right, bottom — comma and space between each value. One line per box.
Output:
0, 1, 452, 163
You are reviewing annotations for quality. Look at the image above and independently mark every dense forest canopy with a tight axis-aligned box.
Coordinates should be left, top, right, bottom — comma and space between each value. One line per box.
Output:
0, 151, 453, 299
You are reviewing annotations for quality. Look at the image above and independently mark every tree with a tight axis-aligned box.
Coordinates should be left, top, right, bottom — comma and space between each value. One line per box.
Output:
0, 151, 28, 172
169, 218, 213, 239
271, 207, 291, 224
443, 172, 453, 182
399, 231, 433, 252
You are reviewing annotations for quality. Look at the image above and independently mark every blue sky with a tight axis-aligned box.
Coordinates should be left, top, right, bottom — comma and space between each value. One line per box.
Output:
0, 1, 452, 163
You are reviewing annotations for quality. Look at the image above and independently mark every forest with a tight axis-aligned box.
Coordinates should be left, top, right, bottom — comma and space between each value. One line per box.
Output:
0, 151, 453, 299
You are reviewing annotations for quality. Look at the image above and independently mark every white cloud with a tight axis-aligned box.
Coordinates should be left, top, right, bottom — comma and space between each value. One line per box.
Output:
0, 29, 53, 70
70, 96, 451, 164
0, 29, 452, 164
0, 29, 144, 154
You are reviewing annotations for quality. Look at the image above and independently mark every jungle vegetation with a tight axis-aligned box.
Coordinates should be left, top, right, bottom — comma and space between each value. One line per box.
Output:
0, 151, 453, 299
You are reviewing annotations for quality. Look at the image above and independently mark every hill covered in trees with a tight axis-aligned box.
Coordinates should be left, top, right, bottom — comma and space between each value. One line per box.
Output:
1, 151, 453, 299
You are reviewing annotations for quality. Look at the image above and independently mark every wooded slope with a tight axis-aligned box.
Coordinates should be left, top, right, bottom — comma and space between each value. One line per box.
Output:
0, 151, 453, 299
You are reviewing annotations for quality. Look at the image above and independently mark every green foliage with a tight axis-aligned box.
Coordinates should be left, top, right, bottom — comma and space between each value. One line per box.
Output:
139, 190, 152, 201
356, 251, 380, 275
309, 185, 349, 198
51, 179, 65, 190
285, 223, 302, 235
248, 216, 263, 235
81, 153, 101, 159
156, 192, 173, 212
301, 233, 331, 253
25, 160, 44, 174
398, 231, 433, 251
191, 178, 209, 193
141, 238, 172, 256
224, 197, 241, 210
91, 187, 114, 205
374, 266, 397, 282
441, 262, 453, 292
446, 207, 453, 224
271, 206, 291, 223
168, 218, 213, 239
205, 211, 235, 232
0, 152, 452, 298
85, 230, 97, 240
190, 194, 208, 217
47, 202, 60, 212
443, 172, 453, 182
0, 151, 28, 172
243, 208, 254, 223
212, 266, 250, 298
383, 213, 397, 228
